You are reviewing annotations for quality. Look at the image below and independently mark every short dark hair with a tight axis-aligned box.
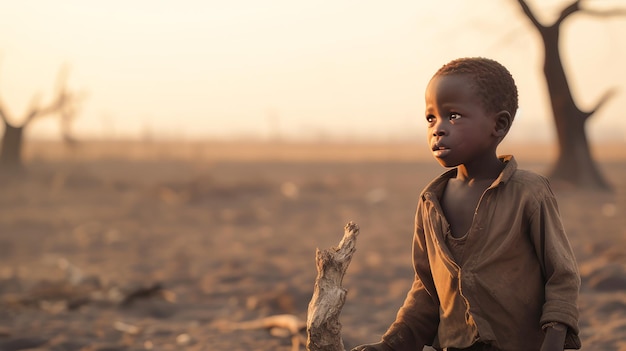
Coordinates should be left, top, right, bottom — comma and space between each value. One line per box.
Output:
433, 57, 519, 119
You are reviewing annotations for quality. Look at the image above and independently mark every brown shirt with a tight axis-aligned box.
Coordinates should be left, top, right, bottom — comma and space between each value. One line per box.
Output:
383, 156, 581, 351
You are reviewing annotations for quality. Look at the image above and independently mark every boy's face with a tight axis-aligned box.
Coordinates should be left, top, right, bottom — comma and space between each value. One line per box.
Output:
425, 74, 498, 168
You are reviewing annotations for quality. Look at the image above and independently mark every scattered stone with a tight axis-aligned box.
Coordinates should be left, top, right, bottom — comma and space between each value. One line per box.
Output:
281, 182, 299, 199
176, 333, 193, 346
113, 321, 140, 335
143, 340, 154, 350
120, 283, 165, 307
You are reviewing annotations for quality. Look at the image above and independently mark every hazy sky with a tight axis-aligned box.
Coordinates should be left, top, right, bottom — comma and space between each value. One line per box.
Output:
1, 0, 625, 142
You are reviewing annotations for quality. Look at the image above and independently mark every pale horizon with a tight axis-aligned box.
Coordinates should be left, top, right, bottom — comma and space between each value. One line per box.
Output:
1, 0, 625, 143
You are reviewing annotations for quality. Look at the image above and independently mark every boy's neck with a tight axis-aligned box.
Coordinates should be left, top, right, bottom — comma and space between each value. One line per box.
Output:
455, 154, 504, 183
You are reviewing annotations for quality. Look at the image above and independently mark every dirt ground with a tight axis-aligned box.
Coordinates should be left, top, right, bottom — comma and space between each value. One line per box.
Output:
0, 141, 625, 351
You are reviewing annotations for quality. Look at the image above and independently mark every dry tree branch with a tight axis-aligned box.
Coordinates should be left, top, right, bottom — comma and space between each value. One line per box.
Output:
213, 314, 306, 351
518, 0, 626, 30
554, 0, 581, 26
580, 0, 626, 18
60, 89, 88, 145
516, 0, 582, 29
22, 65, 71, 127
306, 222, 360, 351
584, 88, 619, 120
517, 0, 545, 29
209, 222, 360, 351
581, 8, 626, 17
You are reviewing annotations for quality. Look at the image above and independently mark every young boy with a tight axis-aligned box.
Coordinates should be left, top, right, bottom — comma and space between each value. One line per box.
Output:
351, 58, 581, 351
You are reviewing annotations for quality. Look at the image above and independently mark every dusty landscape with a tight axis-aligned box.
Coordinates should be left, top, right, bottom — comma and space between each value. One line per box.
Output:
0, 140, 625, 351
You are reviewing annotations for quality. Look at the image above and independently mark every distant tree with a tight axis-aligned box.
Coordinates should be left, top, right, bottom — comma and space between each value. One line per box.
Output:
0, 65, 81, 170
516, 0, 626, 191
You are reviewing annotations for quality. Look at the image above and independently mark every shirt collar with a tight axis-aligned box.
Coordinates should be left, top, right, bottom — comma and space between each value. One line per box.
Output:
422, 155, 517, 201
494, 155, 516, 185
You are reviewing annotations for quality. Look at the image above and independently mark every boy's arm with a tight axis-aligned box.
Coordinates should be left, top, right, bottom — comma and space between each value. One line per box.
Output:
352, 202, 439, 351
381, 216, 440, 351
381, 277, 440, 351
540, 322, 567, 351
529, 191, 581, 349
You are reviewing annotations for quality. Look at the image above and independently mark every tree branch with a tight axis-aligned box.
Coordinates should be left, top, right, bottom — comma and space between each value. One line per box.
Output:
582, 9, 626, 17
517, 0, 586, 29
554, 0, 581, 27
580, 0, 626, 18
60, 89, 87, 144
214, 314, 306, 351
22, 67, 70, 127
517, 0, 545, 29
583, 88, 618, 121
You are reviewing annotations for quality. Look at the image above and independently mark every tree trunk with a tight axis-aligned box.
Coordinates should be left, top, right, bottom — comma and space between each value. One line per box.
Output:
541, 25, 611, 190
0, 122, 25, 169
306, 222, 359, 351
548, 106, 609, 190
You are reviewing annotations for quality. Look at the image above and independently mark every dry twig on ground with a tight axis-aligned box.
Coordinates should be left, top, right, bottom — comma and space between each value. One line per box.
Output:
306, 222, 359, 351
213, 314, 306, 351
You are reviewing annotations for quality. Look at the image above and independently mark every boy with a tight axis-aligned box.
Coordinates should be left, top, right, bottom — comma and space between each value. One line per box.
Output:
351, 57, 581, 351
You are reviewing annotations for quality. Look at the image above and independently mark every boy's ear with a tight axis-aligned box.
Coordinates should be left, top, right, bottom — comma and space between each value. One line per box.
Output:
493, 111, 512, 138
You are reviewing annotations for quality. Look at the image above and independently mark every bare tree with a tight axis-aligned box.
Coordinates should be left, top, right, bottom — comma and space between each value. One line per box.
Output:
0, 65, 80, 169
515, 0, 626, 191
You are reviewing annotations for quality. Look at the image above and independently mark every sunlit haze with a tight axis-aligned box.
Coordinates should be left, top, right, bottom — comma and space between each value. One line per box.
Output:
1, 0, 625, 142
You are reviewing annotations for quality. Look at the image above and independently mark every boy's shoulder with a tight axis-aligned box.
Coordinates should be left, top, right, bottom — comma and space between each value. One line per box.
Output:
508, 167, 549, 186
496, 156, 549, 188
505, 167, 556, 200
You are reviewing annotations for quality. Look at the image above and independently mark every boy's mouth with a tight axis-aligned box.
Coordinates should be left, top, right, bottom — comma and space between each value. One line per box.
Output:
432, 144, 451, 158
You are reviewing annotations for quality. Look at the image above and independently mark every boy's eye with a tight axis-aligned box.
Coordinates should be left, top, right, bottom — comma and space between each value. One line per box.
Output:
449, 113, 462, 120
426, 115, 435, 123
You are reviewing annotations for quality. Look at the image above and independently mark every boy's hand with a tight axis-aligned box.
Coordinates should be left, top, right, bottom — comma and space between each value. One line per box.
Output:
540, 322, 567, 351
351, 341, 394, 351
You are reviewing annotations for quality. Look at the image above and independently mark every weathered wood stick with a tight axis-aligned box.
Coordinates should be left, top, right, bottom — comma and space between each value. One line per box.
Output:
306, 221, 360, 351
213, 314, 306, 351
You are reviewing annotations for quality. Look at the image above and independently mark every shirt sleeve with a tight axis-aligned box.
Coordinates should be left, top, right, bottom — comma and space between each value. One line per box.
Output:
527, 185, 581, 342
382, 206, 440, 350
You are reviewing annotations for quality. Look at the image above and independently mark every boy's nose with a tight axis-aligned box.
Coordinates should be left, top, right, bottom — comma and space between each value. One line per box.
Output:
432, 124, 447, 136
